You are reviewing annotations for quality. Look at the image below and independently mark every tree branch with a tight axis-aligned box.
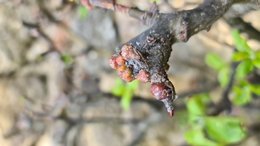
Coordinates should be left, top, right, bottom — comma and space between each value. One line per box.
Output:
209, 60, 239, 116
81, 0, 151, 22
81, 0, 255, 116
225, 17, 260, 41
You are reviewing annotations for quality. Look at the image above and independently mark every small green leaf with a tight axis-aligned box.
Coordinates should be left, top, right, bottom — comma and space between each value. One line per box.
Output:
253, 51, 260, 68
205, 53, 226, 71
185, 128, 218, 146
231, 30, 252, 52
112, 79, 125, 96
218, 67, 230, 87
112, 79, 138, 110
121, 89, 133, 110
256, 51, 260, 58
236, 60, 254, 79
149, 0, 161, 3
187, 94, 209, 116
78, 6, 89, 19
61, 54, 74, 65
126, 80, 139, 91
253, 58, 260, 68
232, 52, 249, 61
205, 117, 246, 144
232, 85, 252, 105
111, 79, 139, 110
250, 84, 260, 95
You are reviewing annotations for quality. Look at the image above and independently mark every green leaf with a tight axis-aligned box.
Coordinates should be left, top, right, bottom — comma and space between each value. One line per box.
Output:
232, 52, 249, 61
78, 6, 89, 19
60, 54, 74, 65
256, 51, 260, 58
250, 84, 260, 95
218, 67, 230, 87
112, 79, 125, 96
119, 81, 139, 110
187, 94, 209, 116
205, 117, 246, 144
112, 79, 139, 110
126, 80, 139, 91
236, 60, 254, 79
253, 58, 260, 68
121, 89, 133, 110
231, 30, 252, 52
185, 128, 218, 146
149, 0, 161, 3
232, 85, 252, 105
205, 53, 226, 71
253, 51, 260, 68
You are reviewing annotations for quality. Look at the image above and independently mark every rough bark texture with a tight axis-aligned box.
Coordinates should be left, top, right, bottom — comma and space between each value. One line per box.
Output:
82, 0, 259, 116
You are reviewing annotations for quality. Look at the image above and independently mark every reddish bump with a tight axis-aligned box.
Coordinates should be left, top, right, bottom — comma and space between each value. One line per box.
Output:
121, 44, 140, 60
109, 56, 118, 69
109, 55, 126, 70
118, 68, 134, 82
115, 55, 125, 66
150, 83, 172, 100
136, 70, 150, 82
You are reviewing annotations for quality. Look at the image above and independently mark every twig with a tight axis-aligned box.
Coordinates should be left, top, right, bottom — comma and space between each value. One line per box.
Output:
81, 0, 150, 22
209, 59, 239, 116
102, 82, 217, 111
22, 21, 60, 55
248, 122, 260, 135
225, 17, 260, 41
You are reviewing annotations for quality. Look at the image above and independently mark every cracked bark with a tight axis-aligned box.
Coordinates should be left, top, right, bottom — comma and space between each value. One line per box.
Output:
81, 0, 258, 116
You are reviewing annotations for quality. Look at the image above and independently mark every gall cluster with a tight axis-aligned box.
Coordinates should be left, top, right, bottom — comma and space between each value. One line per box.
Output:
109, 44, 150, 82
109, 44, 176, 117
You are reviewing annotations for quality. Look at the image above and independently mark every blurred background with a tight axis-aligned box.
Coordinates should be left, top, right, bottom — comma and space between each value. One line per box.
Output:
0, 0, 260, 146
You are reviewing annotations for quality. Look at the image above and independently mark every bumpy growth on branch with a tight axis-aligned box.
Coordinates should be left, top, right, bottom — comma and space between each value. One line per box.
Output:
81, 0, 253, 117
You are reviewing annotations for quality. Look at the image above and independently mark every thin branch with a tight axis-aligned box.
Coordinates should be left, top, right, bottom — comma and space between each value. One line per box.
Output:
102, 82, 217, 111
225, 17, 260, 41
248, 122, 260, 135
209, 59, 239, 116
22, 21, 60, 55
81, 0, 150, 21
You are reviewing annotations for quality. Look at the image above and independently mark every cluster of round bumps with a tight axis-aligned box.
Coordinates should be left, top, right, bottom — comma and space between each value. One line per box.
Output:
109, 44, 175, 117
109, 44, 150, 82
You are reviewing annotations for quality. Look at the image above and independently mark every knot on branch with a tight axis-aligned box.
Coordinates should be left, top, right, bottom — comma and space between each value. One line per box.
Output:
174, 18, 189, 42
